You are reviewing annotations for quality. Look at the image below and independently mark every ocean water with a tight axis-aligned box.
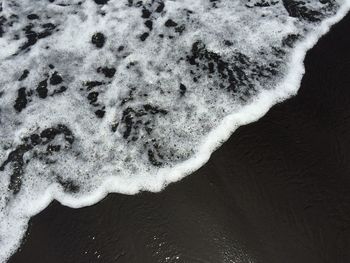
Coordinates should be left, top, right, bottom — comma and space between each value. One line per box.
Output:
0, 0, 349, 261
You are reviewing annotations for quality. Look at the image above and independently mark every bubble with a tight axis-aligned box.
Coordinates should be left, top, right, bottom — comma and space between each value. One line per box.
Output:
0, 0, 349, 261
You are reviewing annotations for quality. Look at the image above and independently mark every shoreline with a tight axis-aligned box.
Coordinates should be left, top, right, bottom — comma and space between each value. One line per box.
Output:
8, 11, 350, 263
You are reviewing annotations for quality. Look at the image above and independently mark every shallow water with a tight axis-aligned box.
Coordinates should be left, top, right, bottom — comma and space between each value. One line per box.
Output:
0, 0, 350, 261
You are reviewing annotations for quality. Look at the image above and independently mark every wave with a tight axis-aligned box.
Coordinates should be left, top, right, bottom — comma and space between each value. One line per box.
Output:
0, 0, 349, 261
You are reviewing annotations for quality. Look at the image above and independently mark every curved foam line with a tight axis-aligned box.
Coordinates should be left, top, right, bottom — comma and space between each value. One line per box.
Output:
2, 2, 350, 262
51, 1, 350, 209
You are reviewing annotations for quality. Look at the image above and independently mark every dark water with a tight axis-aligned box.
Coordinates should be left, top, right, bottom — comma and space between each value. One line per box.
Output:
1, 1, 349, 261
8, 12, 350, 263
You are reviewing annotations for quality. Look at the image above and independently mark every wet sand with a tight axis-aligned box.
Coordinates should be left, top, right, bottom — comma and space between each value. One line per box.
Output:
9, 13, 350, 263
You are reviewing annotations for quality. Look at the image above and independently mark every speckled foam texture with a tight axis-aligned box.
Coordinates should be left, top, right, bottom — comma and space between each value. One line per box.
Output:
0, 0, 349, 261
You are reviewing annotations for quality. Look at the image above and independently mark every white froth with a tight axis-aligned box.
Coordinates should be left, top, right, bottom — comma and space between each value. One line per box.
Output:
0, 0, 349, 261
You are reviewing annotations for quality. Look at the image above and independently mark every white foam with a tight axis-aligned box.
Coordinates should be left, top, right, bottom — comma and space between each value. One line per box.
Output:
0, 0, 349, 261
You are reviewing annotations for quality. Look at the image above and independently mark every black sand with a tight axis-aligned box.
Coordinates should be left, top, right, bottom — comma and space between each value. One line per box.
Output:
9, 13, 350, 263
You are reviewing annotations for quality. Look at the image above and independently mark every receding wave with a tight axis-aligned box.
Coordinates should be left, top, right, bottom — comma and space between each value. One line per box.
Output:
0, 0, 349, 261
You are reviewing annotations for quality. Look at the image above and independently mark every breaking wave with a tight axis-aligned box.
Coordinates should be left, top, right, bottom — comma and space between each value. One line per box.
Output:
0, 0, 349, 261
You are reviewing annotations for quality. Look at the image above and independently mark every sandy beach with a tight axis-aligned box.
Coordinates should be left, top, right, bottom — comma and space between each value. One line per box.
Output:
8, 11, 350, 263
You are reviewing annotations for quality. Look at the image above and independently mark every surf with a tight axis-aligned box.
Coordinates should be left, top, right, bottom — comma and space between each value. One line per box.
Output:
0, 0, 349, 261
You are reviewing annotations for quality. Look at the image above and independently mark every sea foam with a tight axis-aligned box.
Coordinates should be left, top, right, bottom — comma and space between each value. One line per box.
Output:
0, 0, 349, 261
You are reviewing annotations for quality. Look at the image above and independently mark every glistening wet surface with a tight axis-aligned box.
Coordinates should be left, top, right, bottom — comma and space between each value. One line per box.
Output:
8, 11, 350, 263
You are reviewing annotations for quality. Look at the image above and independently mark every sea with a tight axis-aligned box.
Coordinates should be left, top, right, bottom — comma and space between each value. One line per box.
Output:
0, 0, 349, 262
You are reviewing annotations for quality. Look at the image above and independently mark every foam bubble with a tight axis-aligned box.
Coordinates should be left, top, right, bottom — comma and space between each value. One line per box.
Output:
0, 0, 349, 261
